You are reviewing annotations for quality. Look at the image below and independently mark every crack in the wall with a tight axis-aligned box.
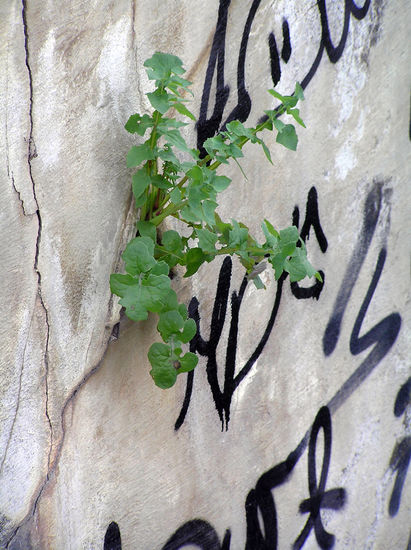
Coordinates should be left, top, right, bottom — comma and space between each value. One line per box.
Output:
21, 0, 36, 201
4, 340, 112, 549
10, 175, 27, 214
21, 0, 53, 449
3, 3, 55, 547
5, 4, 139, 546
21, 0, 53, 460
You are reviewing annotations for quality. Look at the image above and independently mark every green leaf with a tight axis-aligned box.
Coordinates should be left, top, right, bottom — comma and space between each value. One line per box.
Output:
148, 342, 172, 368
170, 187, 182, 203
126, 143, 156, 167
132, 169, 151, 199
214, 214, 232, 244
151, 365, 177, 389
184, 248, 207, 277
159, 230, 184, 267
180, 318, 196, 343
276, 123, 298, 151
170, 73, 193, 89
273, 119, 285, 132
187, 165, 203, 184
178, 351, 198, 372
202, 200, 218, 227
213, 175, 231, 192
158, 117, 187, 130
158, 146, 180, 165
268, 88, 287, 103
263, 219, 279, 238
117, 272, 173, 321
134, 193, 147, 208
119, 285, 150, 321
150, 175, 170, 189
144, 52, 185, 80
268, 89, 298, 109
196, 228, 218, 253
288, 108, 306, 128
228, 220, 248, 248
225, 120, 255, 140
161, 287, 179, 311
284, 247, 317, 282
162, 230, 182, 252
109, 273, 136, 298
151, 261, 170, 276
267, 225, 300, 279
178, 304, 188, 319
262, 219, 279, 247
140, 273, 172, 311
136, 220, 157, 242
158, 310, 184, 341
270, 253, 287, 281
147, 88, 172, 114
203, 134, 244, 163
294, 82, 304, 101
125, 114, 154, 136
252, 275, 265, 289
173, 102, 196, 121
161, 128, 190, 152
279, 226, 299, 252
260, 140, 273, 164
180, 205, 202, 224
122, 237, 156, 275
148, 342, 177, 388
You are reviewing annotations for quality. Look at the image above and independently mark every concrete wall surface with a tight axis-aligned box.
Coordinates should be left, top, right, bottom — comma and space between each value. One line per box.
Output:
0, 1, 410, 548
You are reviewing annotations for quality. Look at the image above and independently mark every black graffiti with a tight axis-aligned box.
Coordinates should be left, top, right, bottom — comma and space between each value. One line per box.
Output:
104, 381, 408, 548
162, 520, 231, 550
323, 183, 402, 414
196, 0, 230, 157
177, 182, 402, 430
174, 186, 327, 431
104, 407, 343, 549
293, 407, 346, 550
170, 407, 343, 549
168, 181, 402, 547
291, 186, 327, 300
104, 521, 121, 550
388, 377, 411, 517
268, 19, 292, 87
197, 0, 371, 151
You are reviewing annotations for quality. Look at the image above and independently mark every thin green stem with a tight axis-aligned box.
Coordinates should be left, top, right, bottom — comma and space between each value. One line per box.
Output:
151, 200, 187, 226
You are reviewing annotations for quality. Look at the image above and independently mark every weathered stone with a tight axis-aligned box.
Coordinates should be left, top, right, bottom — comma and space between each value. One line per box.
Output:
1, 1, 410, 548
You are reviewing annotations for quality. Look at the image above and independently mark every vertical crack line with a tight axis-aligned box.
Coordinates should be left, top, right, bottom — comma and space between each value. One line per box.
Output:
21, 0, 37, 197
21, 0, 54, 482
4, 343, 112, 550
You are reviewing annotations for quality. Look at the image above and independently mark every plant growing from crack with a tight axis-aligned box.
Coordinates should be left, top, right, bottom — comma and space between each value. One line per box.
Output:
110, 52, 321, 389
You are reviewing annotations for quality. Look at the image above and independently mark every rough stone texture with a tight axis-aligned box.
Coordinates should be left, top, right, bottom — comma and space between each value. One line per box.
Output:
1, 1, 410, 549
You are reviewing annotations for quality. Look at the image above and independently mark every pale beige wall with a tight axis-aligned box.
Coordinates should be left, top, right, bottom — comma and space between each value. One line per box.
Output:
1, 1, 410, 549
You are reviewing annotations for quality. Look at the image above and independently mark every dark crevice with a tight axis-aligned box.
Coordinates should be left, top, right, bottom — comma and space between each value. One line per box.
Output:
5, 4, 54, 548
21, 0, 53, 465
10, 175, 26, 214
4, 338, 113, 548
21, 0, 36, 201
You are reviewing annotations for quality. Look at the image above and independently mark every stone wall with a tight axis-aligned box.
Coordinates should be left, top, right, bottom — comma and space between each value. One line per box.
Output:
1, 1, 410, 549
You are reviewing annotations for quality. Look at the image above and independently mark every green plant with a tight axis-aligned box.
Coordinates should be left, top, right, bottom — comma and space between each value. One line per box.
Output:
110, 52, 321, 389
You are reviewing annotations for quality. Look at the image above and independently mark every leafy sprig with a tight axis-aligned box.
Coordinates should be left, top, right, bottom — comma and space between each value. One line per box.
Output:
110, 52, 321, 389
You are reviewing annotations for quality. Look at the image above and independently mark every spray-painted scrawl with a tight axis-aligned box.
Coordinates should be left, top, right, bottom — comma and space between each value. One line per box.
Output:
101, 1, 408, 548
